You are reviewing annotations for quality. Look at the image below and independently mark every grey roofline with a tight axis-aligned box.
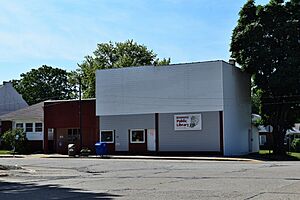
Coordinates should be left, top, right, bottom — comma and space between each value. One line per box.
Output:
0, 102, 44, 121
95, 60, 240, 72
44, 98, 96, 103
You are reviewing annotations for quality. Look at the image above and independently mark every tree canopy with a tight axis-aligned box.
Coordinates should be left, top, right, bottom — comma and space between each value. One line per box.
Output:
76, 40, 170, 98
230, 0, 300, 154
13, 65, 75, 105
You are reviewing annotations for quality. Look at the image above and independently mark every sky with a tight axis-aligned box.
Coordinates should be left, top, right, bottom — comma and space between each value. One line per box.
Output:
0, 0, 270, 83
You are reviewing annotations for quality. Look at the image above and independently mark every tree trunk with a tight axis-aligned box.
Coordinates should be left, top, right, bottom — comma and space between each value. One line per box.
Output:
271, 104, 287, 156
272, 128, 286, 155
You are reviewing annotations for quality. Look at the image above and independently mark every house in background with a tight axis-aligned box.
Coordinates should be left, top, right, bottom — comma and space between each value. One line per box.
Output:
250, 114, 260, 153
0, 81, 28, 146
0, 81, 28, 116
0, 102, 44, 153
96, 60, 252, 156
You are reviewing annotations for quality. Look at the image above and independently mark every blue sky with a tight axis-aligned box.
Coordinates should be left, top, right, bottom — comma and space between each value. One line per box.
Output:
0, 0, 270, 82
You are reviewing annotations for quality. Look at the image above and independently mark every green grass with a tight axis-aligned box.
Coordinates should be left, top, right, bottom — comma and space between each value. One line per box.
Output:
0, 150, 12, 155
259, 150, 273, 154
259, 150, 300, 160
288, 152, 300, 160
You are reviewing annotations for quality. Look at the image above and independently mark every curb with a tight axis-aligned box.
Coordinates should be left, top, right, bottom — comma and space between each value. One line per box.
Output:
0, 154, 262, 162
42, 155, 261, 162
0, 155, 24, 158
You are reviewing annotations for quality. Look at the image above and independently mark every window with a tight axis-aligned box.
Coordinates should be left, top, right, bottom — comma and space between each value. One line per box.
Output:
16, 123, 24, 130
35, 123, 43, 132
130, 129, 145, 143
68, 129, 80, 143
259, 135, 267, 145
25, 123, 33, 132
100, 130, 114, 143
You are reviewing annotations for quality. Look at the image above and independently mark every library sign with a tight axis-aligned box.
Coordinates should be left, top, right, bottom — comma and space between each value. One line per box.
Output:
174, 114, 202, 131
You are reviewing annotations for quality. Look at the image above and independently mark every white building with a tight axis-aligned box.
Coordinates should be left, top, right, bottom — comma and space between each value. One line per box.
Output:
96, 60, 252, 156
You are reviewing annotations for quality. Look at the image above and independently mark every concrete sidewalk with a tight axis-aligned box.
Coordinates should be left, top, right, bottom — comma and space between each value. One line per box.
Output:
0, 154, 261, 162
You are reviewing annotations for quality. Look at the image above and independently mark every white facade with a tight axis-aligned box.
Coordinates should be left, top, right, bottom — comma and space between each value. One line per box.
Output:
96, 60, 251, 155
97, 61, 223, 115
12, 121, 44, 141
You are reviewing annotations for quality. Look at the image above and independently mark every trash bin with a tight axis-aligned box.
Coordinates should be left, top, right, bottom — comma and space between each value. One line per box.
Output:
68, 144, 75, 157
95, 142, 107, 157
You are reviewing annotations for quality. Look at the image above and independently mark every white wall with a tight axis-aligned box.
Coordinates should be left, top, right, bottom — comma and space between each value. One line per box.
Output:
96, 61, 224, 116
251, 125, 260, 153
13, 121, 44, 141
159, 112, 220, 152
100, 114, 155, 151
222, 62, 251, 155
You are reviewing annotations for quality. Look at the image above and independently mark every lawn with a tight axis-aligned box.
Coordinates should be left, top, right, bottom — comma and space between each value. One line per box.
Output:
288, 152, 300, 160
0, 150, 12, 155
259, 150, 300, 160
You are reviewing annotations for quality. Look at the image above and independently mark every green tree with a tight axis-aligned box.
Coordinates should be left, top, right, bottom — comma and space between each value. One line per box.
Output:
230, 0, 300, 154
76, 40, 171, 98
251, 86, 262, 115
1, 129, 28, 154
13, 65, 76, 105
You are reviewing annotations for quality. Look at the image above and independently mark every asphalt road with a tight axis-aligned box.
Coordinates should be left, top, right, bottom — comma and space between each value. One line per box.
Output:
0, 157, 300, 199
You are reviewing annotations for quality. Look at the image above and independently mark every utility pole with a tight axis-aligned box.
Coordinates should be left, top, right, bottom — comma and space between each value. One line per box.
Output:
79, 76, 83, 151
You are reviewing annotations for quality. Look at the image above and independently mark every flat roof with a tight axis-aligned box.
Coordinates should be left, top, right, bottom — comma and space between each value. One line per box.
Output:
44, 98, 96, 103
96, 60, 237, 72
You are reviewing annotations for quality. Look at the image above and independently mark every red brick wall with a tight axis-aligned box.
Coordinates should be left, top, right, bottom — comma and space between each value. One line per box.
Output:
44, 99, 99, 154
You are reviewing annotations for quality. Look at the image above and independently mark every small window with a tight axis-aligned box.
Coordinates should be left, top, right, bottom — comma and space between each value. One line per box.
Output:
35, 123, 43, 132
25, 123, 33, 132
68, 129, 80, 143
259, 135, 267, 145
100, 130, 114, 143
16, 123, 24, 130
48, 128, 54, 134
130, 129, 145, 143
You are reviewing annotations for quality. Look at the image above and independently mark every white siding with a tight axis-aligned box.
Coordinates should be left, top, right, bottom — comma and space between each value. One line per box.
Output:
96, 61, 224, 116
159, 112, 220, 152
100, 114, 155, 151
13, 121, 44, 141
222, 62, 251, 155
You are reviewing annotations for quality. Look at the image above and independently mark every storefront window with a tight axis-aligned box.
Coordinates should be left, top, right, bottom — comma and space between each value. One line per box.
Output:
100, 130, 114, 143
130, 129, 145, 143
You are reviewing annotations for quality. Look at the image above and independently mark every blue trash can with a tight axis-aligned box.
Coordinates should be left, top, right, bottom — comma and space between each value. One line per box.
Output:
95, 142, 108, 156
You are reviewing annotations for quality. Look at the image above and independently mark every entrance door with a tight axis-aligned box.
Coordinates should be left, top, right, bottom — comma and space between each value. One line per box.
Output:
147, 129, 156, 151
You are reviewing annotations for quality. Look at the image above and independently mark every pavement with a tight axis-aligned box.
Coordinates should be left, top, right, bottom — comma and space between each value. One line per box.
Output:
0, 153, 260, 180
0, 153, 261, 162
0, 156, 299, 199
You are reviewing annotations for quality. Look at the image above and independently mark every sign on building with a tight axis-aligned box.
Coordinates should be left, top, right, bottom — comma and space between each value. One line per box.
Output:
174, 114, 202, 131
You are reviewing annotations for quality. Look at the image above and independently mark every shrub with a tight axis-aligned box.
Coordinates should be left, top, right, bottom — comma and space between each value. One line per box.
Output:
291, 138, 300, 153
1, 129, 28, 154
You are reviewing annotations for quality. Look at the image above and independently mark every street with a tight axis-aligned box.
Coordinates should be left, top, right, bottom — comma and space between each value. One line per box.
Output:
0, 157, 300, 199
